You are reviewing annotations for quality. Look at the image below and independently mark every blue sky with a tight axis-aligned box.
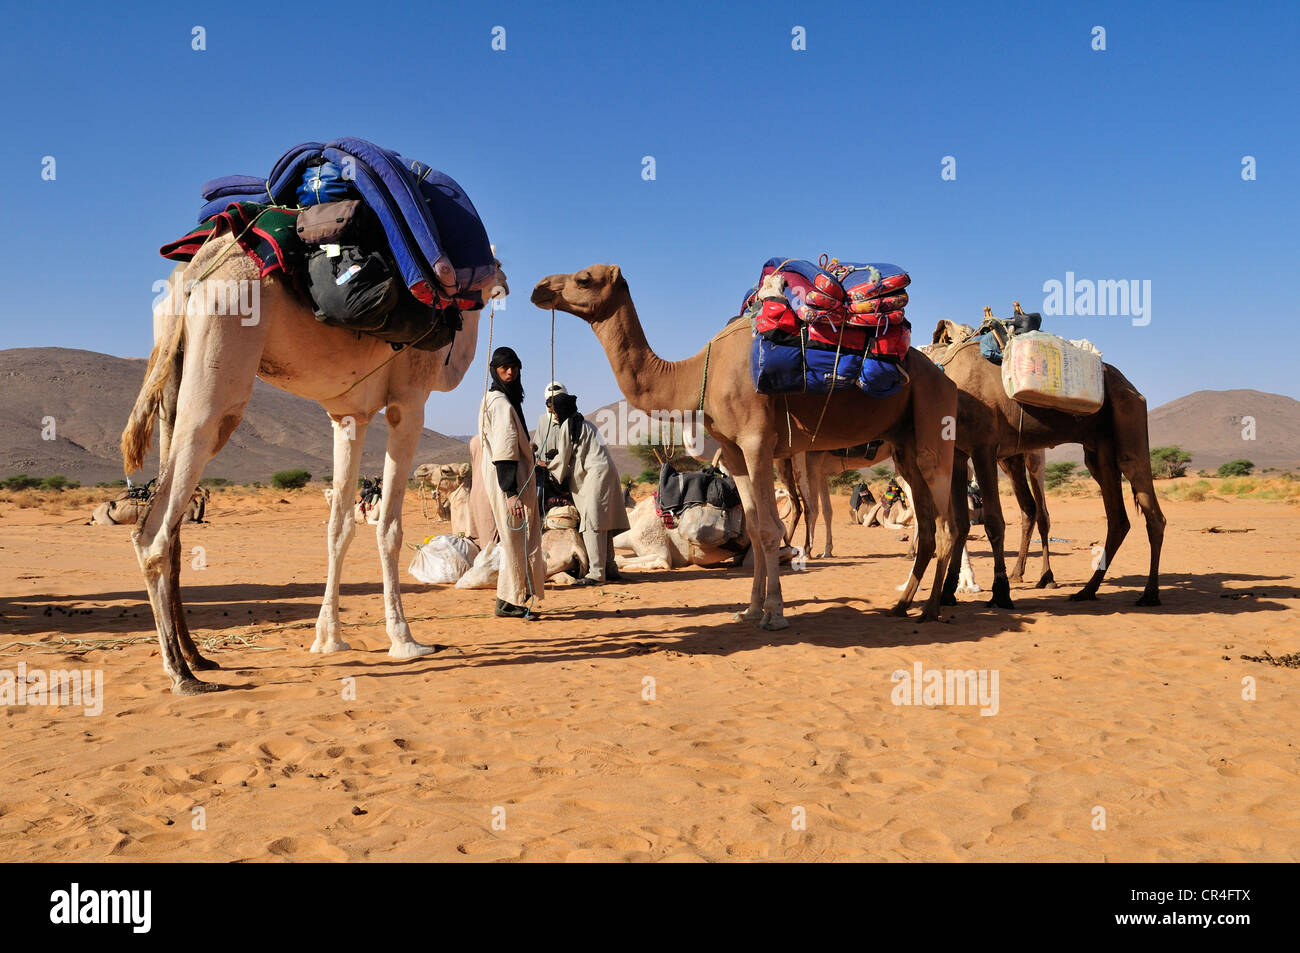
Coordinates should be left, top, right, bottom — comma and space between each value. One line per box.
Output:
1, 0, 1296, 435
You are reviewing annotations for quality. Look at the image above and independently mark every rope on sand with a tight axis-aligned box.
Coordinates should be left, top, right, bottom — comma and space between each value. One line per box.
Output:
0, 635, 155, 657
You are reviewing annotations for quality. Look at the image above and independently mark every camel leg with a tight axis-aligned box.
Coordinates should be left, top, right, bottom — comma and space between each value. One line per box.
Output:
743, 437, 788, 630
1024, 452, 1057, 588
156, 348, 217, 672
890, 384, 957, 621
777, 457, 802, 547
794, 453, 817, 556
313, 413, 370, 653
1002, 456, 1035, 584
374, 400, 436, 658
723, 444, 767, 622
971, 447, 1014, 609
1069, 444, 1129, 602
133, 320, 265, 694
816, 458, 834, 558
1117, 448, 1166, 606
940, 449, 972, 604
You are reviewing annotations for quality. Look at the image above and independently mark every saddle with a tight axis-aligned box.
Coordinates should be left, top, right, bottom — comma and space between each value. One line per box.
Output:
655, 463, 741, 517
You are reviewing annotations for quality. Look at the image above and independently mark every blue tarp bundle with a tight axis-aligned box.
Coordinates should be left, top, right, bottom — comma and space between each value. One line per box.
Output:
750, 335, 902, 397
197, 138, 494, 304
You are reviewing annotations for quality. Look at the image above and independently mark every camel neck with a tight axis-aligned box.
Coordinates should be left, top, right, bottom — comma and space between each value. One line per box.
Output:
591, 295, 706, 415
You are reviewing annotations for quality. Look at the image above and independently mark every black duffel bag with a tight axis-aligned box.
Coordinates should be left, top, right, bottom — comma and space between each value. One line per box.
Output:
299, 200, 462, 351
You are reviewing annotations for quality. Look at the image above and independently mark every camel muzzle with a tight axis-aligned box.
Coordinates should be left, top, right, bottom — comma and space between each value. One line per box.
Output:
530, 275, 567, 308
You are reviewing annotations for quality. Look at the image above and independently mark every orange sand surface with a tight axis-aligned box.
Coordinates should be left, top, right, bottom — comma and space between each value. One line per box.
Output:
1, 490, 1297, 861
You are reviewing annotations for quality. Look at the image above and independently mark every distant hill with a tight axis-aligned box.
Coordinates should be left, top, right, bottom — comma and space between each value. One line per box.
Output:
1046, 389, 1300, 471
0, 348, 470, 485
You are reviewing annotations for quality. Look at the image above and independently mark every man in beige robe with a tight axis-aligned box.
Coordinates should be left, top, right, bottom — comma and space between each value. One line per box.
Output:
544, 389, 631, 585
478, 347, 545, 619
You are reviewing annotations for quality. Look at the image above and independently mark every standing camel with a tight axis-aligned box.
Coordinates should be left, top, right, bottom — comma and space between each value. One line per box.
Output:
121, 234, 506, 694
924, 319, 1166, 606
531, 264, 958, 629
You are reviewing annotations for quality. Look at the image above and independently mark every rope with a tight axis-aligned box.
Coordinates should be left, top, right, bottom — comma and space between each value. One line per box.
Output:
327, 321, 439, 402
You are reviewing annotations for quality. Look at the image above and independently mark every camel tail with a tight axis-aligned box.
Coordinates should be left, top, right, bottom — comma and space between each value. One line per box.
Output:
121, 311, 185, 475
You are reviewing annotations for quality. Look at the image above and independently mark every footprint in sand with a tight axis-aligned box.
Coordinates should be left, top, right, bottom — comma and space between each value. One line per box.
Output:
265, 836, 348, 861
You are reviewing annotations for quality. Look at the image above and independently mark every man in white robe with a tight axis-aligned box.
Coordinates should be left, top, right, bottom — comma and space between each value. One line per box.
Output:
478, 347, 545, 618
544, 389, 631, 585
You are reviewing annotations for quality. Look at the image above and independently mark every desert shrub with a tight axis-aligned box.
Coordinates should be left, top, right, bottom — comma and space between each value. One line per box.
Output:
1183, 486, 1207, 502
200, 476, 232, 486
1217, 459, 1255, 477
871, 464, 892, 481
96, 479, 128, 488
1150, 446, 1192, 479
828, 469, 861, 489
271, 469, 311, 490
1044, 462, 1077, 489
638, 468, 659, 485
2, 474, 41, 491
39, 475, 78, 491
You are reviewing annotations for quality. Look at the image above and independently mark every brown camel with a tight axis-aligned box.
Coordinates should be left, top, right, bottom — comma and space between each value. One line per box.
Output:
530, 264, 958, 628
925, 319, 1166, 606
120, 236, 506, 694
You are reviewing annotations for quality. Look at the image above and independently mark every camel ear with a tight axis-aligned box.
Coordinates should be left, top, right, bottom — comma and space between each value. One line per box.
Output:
931, 319, 949, 345
608, 264, 622, 285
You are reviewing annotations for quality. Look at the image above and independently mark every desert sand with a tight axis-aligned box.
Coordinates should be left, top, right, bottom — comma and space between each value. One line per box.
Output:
1, 488, 1297, 862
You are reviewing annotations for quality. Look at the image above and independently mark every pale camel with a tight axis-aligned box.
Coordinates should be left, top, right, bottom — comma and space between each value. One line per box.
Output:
121, 236, 506, 694
925, 317, 1166, 606
90, 486, 209, 526
614, 494, 747, 570
531, 264, 958, 628
413, 461, 471, 521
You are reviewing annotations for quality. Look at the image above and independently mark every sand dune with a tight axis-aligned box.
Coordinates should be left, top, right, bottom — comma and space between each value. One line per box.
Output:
1, 490, 1297, 861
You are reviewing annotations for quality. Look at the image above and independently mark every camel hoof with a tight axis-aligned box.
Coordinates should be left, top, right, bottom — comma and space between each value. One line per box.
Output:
1068, 590, 1098, 602
939, 593, 958, 606
985, 594, 1016, 609
1007, 574, 1024, 585
735, 607, 764, 623
817, 550, 832, 559
388, 641, 437, 660
887, 604, 910, 618
172, 677, 222, 696
310, 639, 352, 654
186, 654, 221, 671
759, 612, 790, 631
1135, 593, 1161, 607
1036, 571, 1058, 590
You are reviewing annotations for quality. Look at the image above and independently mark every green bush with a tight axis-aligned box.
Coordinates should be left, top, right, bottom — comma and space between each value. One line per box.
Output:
271, 469, 312, 490
96, 479, 128, 488
2, 474, 42, 491
639, 468, 659, 485
1045, 462, 1077, 489
1151, 446, 1192, 479
1216, 459, 1255, 478
828, 469, 861, 488
200, 476, 232, 487
40, 475, 78, 491
871, 464, 892, 481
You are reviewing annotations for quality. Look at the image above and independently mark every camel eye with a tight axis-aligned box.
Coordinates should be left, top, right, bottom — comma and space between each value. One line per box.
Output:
575, 272, 592, 286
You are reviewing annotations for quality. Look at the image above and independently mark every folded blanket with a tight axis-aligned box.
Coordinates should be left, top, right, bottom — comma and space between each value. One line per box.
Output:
160, 202, 303, 289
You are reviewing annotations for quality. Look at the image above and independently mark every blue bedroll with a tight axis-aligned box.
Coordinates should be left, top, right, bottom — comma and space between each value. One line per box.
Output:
741, 257, 837, 313
192, 138, 494, 302
750, 335, 903, 397
751, 336, 863, 394
201, 175, 267, 200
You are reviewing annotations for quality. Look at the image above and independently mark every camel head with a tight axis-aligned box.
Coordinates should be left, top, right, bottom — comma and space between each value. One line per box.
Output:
932, 319, 976, 346
481, 256, 509, 305
530, 264, 628, 322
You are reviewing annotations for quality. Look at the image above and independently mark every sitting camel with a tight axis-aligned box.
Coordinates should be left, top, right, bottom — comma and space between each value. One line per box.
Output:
614, 494, 748, 570
413, 461, 471, 521
121, 233, 507, 694
532, 264, 958, 629
91, 485, 208, 526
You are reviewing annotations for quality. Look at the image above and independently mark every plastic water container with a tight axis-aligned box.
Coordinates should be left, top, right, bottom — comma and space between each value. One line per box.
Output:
1001, 331, 1104, 414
